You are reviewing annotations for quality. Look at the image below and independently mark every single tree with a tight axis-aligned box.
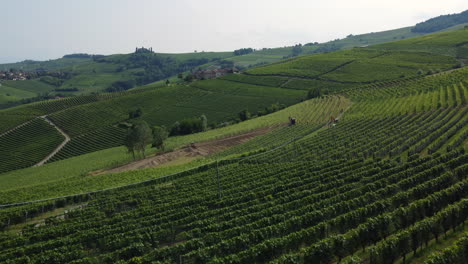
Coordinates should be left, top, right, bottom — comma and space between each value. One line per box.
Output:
152, 125, 169, 150
200, 115, 208, 131
238, 109, 251, 121
184, 74, 194, 82
170, 121, 181, 136
307, 87, 321, 99
129, 108, 143, 119
124, 121, 153, 159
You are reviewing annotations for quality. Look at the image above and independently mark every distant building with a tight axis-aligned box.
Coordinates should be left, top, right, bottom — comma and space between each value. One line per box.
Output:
135, 47, 153, 53
0, 71, 30, 81
194, 68, 239, 80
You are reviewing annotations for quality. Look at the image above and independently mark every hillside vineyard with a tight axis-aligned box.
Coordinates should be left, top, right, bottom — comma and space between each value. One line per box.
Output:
0, 28, 467, 264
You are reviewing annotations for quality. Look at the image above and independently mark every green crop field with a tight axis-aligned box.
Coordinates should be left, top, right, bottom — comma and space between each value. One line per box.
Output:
374, 28, 468, 58
246, 49, 458, 81
0, 118, 64, 173
0, 57, 92, 72
0, 84, 36, 104
0, 26, 468, 264
0, 95, 349, 203
0, 75, 308, 165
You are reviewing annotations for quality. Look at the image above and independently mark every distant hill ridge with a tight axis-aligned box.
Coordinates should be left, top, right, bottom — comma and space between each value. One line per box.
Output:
412, 9, 468, 33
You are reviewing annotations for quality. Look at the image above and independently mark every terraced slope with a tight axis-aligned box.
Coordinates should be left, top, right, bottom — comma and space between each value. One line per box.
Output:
0, 29, 464, 169
0, 118, 64, 173
0, 95, 349, 204
0, 126, 465, 263
0, 30, 468, 263
0, 66, 467, 264
374, 28, 468, 58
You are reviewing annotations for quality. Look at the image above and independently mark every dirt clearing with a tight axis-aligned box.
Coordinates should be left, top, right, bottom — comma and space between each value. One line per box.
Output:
96, 125, 280, 175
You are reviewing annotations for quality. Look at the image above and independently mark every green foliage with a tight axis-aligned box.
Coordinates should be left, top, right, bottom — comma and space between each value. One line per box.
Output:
124, 121, 152, 159
234, 48, 254, 56
238, 109, 251, 121
0, 118, 64, 173
170, 117, 204, 136
374, 28, 468, 58
307, 87, 321, 99
128, 108, 143, 119
412, 10, 468, 33
424, 233, 468, 264
1, 28, 468, 264
152, 126, 169, 150
291, 44, 303, 57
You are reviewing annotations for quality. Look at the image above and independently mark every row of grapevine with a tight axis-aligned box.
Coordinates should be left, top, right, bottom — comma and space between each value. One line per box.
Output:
0, 118, 64, 173
0, 149, 465, 263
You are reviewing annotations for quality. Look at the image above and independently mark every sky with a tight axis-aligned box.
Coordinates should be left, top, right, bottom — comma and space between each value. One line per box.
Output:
1, 0, 467, 63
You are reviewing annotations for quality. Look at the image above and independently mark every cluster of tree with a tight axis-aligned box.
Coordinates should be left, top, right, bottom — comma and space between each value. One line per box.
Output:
128, 108, 143, 119
177, 73, 195, 82
178, 58, 210, 72
54, 87, 79, 92
236, 103, 286, 123
218, 60, 235, 68
304, 42, 320, 46
123, 121, 170, 158
91, 55, 106, 62
152, 125, 169, 150
292, 44, 303, 57
62, 53, 95, 59
103, 52, 214, 86
124, 115, 208, 158
39, 76, 64, 87
257, 103, 286, 117
124, 120, 153, 159
312, 43, 341, 53
307, 87, 322, 99
238, 110, 251, 121
105, 79, 136, 93
170, 115, 208, 136
234, 48, 254, 56
412, 10, 468, 33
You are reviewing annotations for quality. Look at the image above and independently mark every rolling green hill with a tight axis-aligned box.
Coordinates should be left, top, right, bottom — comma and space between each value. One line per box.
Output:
0, 19, 468, 264
374, 28, 468, 58
0, 59, 467, 264
2, 10, 467, 106
0, 28, 465, 174
0, 57, 92, 72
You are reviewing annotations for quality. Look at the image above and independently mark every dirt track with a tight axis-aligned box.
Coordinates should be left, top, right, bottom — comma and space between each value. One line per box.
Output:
97, 125, 278, 175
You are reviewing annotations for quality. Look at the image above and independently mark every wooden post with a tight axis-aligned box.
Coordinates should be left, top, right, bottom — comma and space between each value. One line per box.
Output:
216, 159, 221, 199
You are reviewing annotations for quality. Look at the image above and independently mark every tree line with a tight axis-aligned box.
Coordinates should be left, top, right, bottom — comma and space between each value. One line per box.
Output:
412, 10, 468, 33
123, 111, 208, 159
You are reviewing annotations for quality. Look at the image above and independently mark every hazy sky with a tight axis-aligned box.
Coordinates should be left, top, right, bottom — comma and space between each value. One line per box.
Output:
1, 0, 467, 63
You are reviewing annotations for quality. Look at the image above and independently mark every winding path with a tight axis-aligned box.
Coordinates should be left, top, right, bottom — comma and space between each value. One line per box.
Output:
33, 116, 70, 167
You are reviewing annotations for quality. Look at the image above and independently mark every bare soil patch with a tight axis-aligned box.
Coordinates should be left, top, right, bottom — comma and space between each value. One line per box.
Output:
96, 125, 280, 175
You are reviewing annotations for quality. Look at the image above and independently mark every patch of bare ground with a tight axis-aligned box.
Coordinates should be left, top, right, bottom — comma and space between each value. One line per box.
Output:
93, 125, 281, 175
